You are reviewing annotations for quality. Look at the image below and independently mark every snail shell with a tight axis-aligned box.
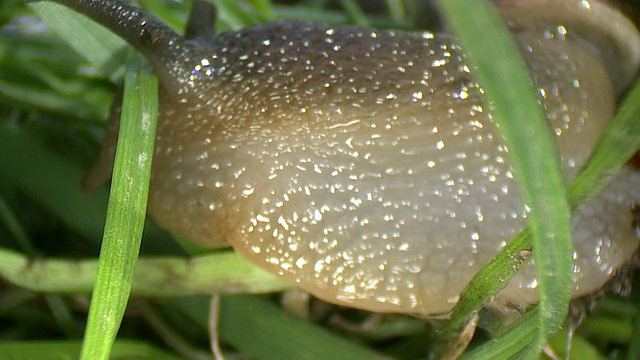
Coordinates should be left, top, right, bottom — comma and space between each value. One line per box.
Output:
72, 0, 640, 316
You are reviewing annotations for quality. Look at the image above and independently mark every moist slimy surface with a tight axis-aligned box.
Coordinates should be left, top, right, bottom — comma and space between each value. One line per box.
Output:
145, 21, 640, 315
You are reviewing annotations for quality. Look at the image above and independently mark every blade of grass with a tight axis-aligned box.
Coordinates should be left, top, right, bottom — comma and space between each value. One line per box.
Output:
629, 298, 640, 360
0, 247, 291, 295
438, 229, 532, 337
457, 54, 640, 360
0, 123, 177, 246
0, 125, 109, 241
79, 52, 158, 360
272, 6, 409, 28
570, 78, 640, 204
547, 330, 608, 360
436, 0, 573, 358
27, 2, 126, 80
384, 0, 405, 22
579, 316, 634, 343
172, 295, 391, 360
220, 295, 389, 360
210, 0, 262, 29
0, 31, 114, 120
462, 308, 539, 360
0, 195, 36, 254
339, 0, 369, 26
248, 0, 273, 19
0, 340, 183, 360
137, 0, 191, 33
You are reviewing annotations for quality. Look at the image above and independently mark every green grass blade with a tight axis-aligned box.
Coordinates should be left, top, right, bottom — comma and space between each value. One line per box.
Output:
339, 0, 369, 26
248, 0, 274, 19
548, 330, 608, 360
210, 0, 263, 29
384, 0, 405, 22
28, 2, 126, 80
455, 75, 640, 360
173, 296, 390, 360
0, 340, 183, 360
0, 124, 176, 246
570, 78, 640, 205
0, 195, 36, 254
436, 0, 573, 358
0, 125, 109, 241
79, 52, 158, 360
0, 30, 114, 120
220, 295, 389, 360
628, 299, 640, 360
439, 230, 532, 336
0, 247, 291, 295
462, 308, 539, 360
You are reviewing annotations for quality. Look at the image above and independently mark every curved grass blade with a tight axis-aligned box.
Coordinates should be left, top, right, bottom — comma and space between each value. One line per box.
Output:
27, 2, 126, 80
0, 340, 183, 360
79, 52, 158, 360
210, 0, 263, 29
436, 0, 573, 358
172, 296, 391, 360
570, 78, 640, 205
0, 125, 110, 241
0, 247, 291, 296
459, 49, 640, 360
339, 0, 369, 27
628, 298, 640, 360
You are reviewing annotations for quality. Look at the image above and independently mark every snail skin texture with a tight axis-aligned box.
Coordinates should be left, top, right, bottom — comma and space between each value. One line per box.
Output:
60, 0, 640, 316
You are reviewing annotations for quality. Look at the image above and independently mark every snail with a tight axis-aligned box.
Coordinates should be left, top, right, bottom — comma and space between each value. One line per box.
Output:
40, 0, 640, 317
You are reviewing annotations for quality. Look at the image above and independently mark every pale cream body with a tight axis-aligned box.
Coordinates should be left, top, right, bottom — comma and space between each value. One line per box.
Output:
145, 14, 640, 315
77, 0, 640, 316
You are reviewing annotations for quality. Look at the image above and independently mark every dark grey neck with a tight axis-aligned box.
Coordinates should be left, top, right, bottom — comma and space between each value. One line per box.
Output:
45, 0, 192, 82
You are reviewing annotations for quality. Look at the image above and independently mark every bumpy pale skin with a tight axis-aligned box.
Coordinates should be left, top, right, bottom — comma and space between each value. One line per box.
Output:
69, 0, 640, 316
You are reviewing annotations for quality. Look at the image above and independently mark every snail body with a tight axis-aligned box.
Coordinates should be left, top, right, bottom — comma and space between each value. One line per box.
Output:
59, 0, 640, 316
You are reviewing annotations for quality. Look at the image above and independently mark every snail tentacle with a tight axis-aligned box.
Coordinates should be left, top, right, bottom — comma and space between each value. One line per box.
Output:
185, 0, 217, 42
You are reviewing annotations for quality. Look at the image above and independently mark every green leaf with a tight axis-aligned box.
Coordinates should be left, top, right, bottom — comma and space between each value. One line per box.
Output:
436, 0, 573, 358
210, 0, 263, 29
456, 40, 640, 360
0, 340, 183, 360
28, 2, 127, 80
0, 125, 109, 241
79, 52, 158, 360
173, 295, 390, 360
0, 247, 290, 295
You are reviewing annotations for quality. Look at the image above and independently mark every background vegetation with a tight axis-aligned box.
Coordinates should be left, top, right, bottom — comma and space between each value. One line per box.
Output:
1, 0, 640, 359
